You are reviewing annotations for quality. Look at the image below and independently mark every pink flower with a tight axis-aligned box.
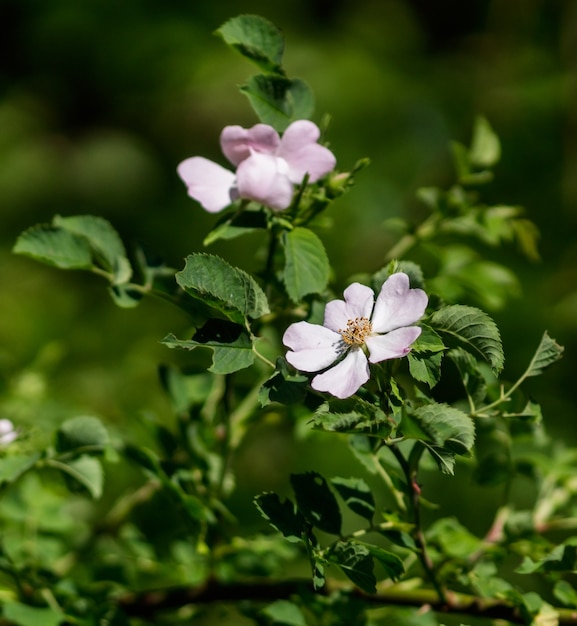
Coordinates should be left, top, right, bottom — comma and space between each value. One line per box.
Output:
283, 273, 428, 399
0, 419, 17, 446
177, 120, 336, 212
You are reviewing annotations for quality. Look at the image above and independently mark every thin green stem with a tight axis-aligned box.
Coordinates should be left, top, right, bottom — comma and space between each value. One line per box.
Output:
385, 214, 439, 262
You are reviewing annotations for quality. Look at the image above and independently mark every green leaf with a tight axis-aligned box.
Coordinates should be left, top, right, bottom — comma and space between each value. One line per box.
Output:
402, 403, 475, 455
311, 398, 394, 439
281, 227, 330, 302
56, 416, 110, 453
53, 214, 132, 284
407, 351, 443, 388
13, 224, 93, 269
430, 305, 504, 372
162, 323, 255, 375
0, 454, 40, 485
261, 600, 307, 626
516, 540, 577, 574
59, 455, 104, 499
329, 541, 376, 593
3, 602, 63, 626
254, 492, 308, 542
216, 15, 285, 75
427, 517, 483, 559
241, 75, 315, 132
363, 543, 405, 580
469, 116, 501, 168
259, 358, 308, 406
525, 331, 564, 378
554, 580, 577, 608
290, 472, 341, 535
331, 476, 375, 523
176, 253, 270, 323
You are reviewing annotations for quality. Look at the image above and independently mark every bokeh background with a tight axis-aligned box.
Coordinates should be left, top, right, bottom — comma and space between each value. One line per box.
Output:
1, 0, 576, 557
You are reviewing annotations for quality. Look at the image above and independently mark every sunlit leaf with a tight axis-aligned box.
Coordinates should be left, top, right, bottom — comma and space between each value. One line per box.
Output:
262, 600, 307, 626
281, 227, 329, 302
3, 602, 63, 626
469, 116, 501, 168
13, 224, 93, 269
525, 332, 564, 378
430, 305, 504, 372
56, 416, 110, 453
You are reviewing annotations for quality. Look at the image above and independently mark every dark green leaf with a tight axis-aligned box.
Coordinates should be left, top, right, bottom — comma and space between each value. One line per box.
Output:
402, 403, 475, 455
162, 326, 255, 374
329, 541, 376, 593
176, 253, 270, 323
203, 207, 268, 246
241, 75, 315, 132
254, 492, 308, 542
525, 332, 564, 378
363, 543, 405, 580
430, 305, 504, 373
56, 416, 110, 453
290, 472, 341, 535
59, 455, 104, 499
259, 358, 308, 406
331, 476, 375, 523
13, 224, 93, 269
216, 15, 285, 74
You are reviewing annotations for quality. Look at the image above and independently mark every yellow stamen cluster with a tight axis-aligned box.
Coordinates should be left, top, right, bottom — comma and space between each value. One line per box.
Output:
339, 317, 373, 346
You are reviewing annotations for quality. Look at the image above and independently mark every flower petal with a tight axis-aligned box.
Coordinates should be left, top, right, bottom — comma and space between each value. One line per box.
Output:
283, 321, 342, 372
177, 157, 237, 213
311, 349, 369, 398
371, 273, 428, 333
277, 120, 336, 183
236, 152, 294, 210
220, 124, 280, 166
324, 282, 375, 332
365, 326, 422, 363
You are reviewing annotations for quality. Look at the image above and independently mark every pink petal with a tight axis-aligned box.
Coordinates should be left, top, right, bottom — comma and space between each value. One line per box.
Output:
365, 326, 422, 363
283, 321, 342, 372
220, 124, 280, 166
236, 152, 294, 210
177, 157, 237, 213
277, 120, 336, 183
324, 283, 375, 332
371, 273, 428, 334
311, 349, 370, 398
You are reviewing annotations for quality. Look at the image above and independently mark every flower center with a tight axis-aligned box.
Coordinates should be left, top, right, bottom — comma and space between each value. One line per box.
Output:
339, 317, 373, 346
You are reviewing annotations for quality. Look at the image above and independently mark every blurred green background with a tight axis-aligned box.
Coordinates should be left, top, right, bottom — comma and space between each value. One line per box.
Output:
1, 0, 576, 538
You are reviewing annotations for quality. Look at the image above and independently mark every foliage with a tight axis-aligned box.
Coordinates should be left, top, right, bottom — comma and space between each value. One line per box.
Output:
2, 13, 572, 626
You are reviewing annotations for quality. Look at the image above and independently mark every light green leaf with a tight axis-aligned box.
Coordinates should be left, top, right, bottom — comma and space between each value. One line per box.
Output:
282, 227, 329, 302
407, 351, 443, 388
430, 304, 504, 372
262, 600, 307, 626
162, 327, 255, 375
525, 331, 564, 378
13, 224, 93, 269
254, 492, 307, 543
176, 253, 270, 323
3, 602, 63, 626
216, 15, 285, 74
53, 214, 132, 284
290, 471, 341, 535
331, 476, 375, 523
402, 403, 475, 455
56, 416, 110, 453
241, 75, 315, 132
329, 541, 376, 593
469, 116, 501, 168
0, 454, 40, 485
60, 455, 104, 499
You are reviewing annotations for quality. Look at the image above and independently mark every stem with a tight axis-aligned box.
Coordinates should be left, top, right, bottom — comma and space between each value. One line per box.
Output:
371, 451, 407, 512
385, 214, 439, 262
390, 444, 448, 605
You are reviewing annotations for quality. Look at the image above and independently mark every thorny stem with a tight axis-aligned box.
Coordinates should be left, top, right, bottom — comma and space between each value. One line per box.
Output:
389, 443, 448, 606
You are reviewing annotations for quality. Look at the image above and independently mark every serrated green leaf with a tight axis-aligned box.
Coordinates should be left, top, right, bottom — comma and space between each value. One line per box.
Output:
3, 602, 63, 626
469, 116, 501, 168
311, 398, 394, 438
259, 359, 308, 406
331, 476, 375, 523
525, 331, 564, 378
430, 304, 504, 372
254, 492, 307, 542
425, 445, 456, 475
13, 224, 93, 269
216, 15, 285, 74
53, 214, 132, 284
363, 543, 405, 580
290, 472, 341, 535
329, 541, 376, 593
162, 325, 255, 375
56, 416, 110, 453
241, 75, 315, 132
281, 227, 330, 302
402, 403, 475, 455
60, 455, 104, 499
176, 253, 269, 323
262, 600, 307, 626
407, 351, 443, 388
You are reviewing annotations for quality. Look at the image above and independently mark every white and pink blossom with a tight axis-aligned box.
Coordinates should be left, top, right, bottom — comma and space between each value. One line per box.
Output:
177, 120, 336, 212
283, 273, 428, 399
0, 419, 17, 446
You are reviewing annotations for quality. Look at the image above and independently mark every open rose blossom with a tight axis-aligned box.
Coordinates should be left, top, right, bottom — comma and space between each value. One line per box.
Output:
283, 273, 428, 399
177, 120, 336, 212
